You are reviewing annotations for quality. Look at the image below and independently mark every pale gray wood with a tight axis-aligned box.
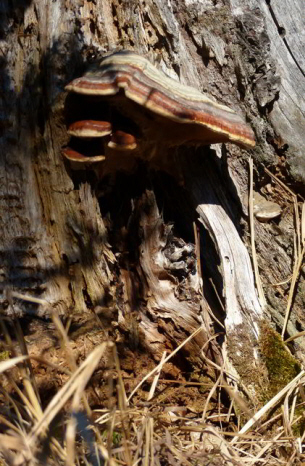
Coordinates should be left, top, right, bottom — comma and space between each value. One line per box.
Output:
229, 0, 305, 182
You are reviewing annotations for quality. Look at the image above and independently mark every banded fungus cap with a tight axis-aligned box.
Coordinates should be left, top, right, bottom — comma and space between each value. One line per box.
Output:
66, 50, 255, 149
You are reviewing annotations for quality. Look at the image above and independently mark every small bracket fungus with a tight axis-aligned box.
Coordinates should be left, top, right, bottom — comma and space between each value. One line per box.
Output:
252, 192, 282, 222
62, 147, 106, 163
68, 120, 112, 138
108, 130, 137, 151
63, 50, 255, 166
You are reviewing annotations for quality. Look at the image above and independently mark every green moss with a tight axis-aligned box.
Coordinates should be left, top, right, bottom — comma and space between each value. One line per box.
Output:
259, 323, 301, 400
0, 350, 10, 361
112, 431, 122, 446
292, 406, 305, 436
101, 429, 122, 446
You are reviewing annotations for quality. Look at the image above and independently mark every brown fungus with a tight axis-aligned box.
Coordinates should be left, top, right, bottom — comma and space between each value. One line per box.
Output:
67, 120, 112, 138
62, 147, 106, 163
63, 50, 255, 165
108, 130, 137, 151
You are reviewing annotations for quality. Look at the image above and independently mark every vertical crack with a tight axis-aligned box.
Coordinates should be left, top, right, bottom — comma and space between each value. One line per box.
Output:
266, 0, 305, 78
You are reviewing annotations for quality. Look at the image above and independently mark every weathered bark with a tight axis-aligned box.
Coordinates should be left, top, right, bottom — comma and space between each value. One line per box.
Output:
1, 0, 304, 399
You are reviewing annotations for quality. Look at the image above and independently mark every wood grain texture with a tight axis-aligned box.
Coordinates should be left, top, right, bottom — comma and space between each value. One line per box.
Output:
229, 0, 305, 182
182, 154, 263, 339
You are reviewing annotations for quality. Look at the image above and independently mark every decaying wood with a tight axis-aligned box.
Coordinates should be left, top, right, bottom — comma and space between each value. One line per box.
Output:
1, 0, 304, 400
228, 0, 305, 183
117, 188, 221, 367
182, 153, 263, 335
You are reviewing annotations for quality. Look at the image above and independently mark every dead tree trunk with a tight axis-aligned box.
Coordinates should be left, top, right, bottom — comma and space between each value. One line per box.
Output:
1, 0, 304, 401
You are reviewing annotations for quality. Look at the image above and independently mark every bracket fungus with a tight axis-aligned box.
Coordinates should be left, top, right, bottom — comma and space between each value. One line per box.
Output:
63, 50, 255, 165
67, 120, 112, 138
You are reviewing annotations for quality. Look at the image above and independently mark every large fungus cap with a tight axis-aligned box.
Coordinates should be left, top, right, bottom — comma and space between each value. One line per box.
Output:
66, 50, 255, 149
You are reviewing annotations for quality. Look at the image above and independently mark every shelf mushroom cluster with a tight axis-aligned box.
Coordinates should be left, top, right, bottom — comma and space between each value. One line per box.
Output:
62, 50, 255, 165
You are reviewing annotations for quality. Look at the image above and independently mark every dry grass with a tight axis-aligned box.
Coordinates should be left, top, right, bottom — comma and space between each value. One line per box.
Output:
248, 158, 267, 309
249, 162, 305, 340
261, 168, 305, 338
1, 313, 305, 466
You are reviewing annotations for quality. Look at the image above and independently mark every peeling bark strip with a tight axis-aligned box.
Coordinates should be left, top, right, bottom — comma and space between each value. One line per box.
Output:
182, 154, 263, 344
66, 50, 255, 149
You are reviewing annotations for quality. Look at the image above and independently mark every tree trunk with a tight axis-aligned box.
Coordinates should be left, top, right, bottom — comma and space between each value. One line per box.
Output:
1, 0, 304, 404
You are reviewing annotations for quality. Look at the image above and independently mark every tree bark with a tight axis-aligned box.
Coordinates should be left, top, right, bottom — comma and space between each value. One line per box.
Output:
1, 0, 304, 400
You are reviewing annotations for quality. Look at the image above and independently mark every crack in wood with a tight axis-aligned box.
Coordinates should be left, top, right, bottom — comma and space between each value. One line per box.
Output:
266, 0, 305, 78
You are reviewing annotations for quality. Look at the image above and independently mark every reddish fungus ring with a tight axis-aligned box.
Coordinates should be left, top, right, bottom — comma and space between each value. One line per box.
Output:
63, 50, 255, 165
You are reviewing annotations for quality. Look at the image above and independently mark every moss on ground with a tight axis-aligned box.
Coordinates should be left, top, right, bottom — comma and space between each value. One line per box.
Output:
259, 322, 301, 400
0, 350, 9, 361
